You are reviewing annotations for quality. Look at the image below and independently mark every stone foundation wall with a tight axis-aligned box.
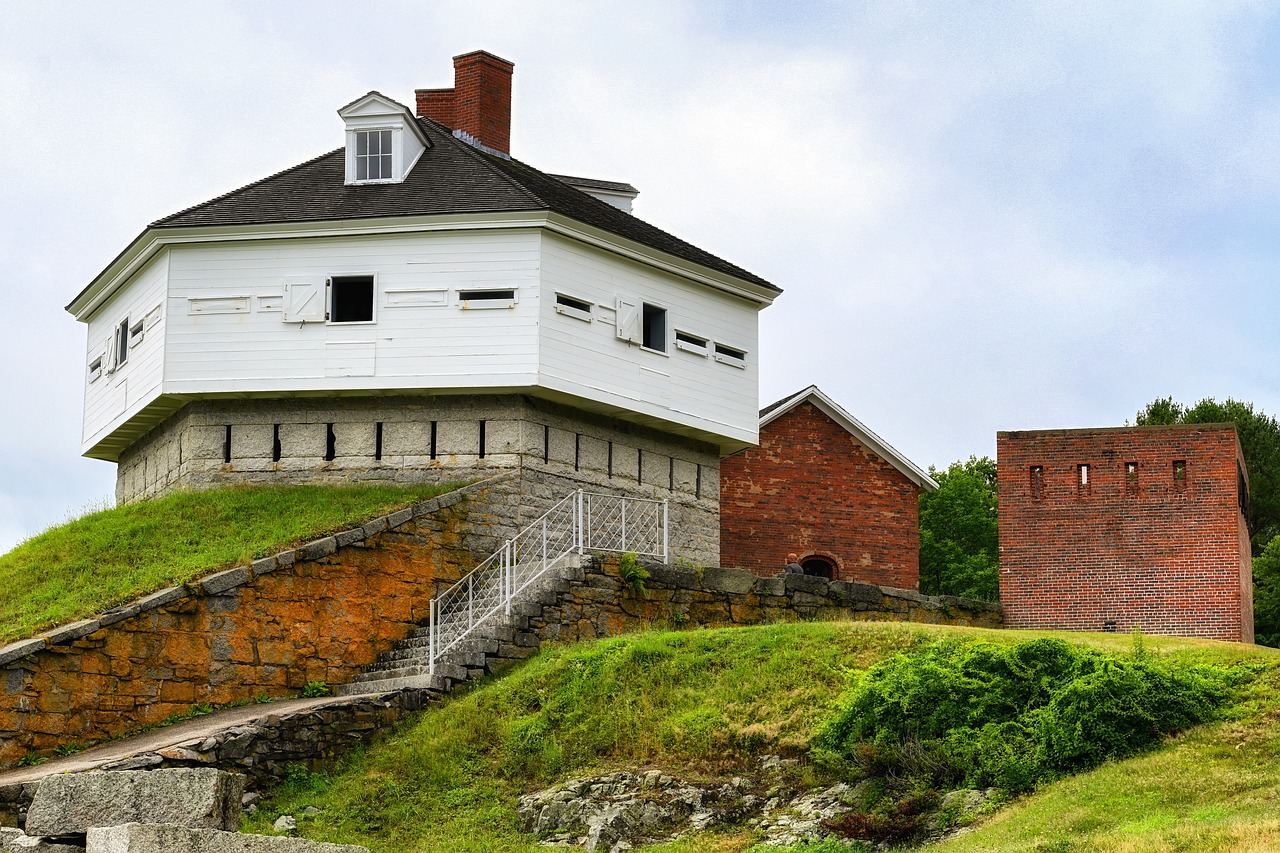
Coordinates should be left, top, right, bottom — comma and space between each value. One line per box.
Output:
116, 395, 721, 523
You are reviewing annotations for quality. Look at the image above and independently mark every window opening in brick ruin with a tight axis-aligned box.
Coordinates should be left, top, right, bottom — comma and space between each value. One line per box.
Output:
607, 441, 613, 478
574, 434, 581, 471
479, 421, 486, 459
641, 303, 667, 352
272, 425, 281, 463
223, 425, 232, 464
429, 421, 437, 460
375, 422, 384, 461
1029, 465, 1044, 499
1078, 463, 1090, 496
325, 424, 336, 462
1125, 462, 1138, 491
1173, 459, 1187, 487
695, 464, 702, 499
801, 556, 835, 580
329, 275, 374, 323
543, 425, 549, 464
1240, 464, 1251, 515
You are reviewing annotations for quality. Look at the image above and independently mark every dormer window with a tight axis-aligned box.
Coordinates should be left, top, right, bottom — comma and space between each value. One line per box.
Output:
339, 91, 430, 186
355, 130, 394, 181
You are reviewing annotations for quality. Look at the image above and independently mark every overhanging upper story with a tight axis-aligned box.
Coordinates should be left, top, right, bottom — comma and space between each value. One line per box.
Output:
67, 54, 780, 463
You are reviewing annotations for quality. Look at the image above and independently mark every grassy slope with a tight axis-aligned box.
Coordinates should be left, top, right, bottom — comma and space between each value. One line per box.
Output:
245, 622, 1280, 853
0, 483, 457, 643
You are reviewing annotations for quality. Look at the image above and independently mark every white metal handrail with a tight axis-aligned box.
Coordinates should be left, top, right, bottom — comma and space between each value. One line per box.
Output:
429, 490, 668, 674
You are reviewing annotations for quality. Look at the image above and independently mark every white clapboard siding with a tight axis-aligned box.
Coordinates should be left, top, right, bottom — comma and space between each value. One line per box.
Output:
164, 230, 542, 390
82, 253, 169, 449
537, 232, 760, 448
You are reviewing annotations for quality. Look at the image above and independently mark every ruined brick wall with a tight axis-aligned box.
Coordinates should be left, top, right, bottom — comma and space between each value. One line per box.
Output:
998, 425, 1253, 642
720, 402, 924, 588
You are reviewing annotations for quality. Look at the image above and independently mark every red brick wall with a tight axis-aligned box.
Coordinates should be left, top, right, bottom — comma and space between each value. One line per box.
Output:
415, 50, 514, 155
720, 402, 924, 588
997, 425, 1253, 642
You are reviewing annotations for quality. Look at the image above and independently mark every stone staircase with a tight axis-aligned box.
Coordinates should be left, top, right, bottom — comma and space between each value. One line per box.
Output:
335, 555, 585, 697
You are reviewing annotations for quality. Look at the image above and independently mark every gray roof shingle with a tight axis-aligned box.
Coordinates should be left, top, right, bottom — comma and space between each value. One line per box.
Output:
152, 117, 776, 290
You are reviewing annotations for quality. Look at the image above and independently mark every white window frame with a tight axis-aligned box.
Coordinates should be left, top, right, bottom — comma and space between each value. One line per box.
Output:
88, 354, 104, 383
110, 317, 130, 371
713, 341, 747, 368
458, 288, 518, 310
674, 330, 709, 355
640, 301, 669, 355
554, 292, 593, 322
349, 127, 397, 184
327, 273, 378, 325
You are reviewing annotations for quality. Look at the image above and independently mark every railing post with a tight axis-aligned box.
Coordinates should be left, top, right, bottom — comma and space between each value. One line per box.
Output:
504, 540, 512, 614
662, 499, 669, 561
468, 574, 473, 628
429, 597, 436, 677
621, 500, 627, 552
576, 489, 584, 555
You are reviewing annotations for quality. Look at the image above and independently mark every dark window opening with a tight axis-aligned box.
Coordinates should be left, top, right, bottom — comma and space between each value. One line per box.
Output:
223, 425, 232, 464
637, 448, 643, 483
607, 441, 613, 479
325, 424, 336, 462
478, 421, 486, 459
714, 343, 746, 365
429, 421, 437, 460
543, 425, 549, 464
695, 463, 702, 499
115, 317, 130, 367
801, 557, 834, 580
375, 422, 384, 461
330, 275, 374, 323
555, 293, 592, 314
272, 425, 281, 463
460, 288, 515, 302
675, 330, 707, 350
1125, 461, 1138, 491
1173, 460, 1187, 486
642, 303, 666, 351
1240, 464, 1251, 515
668, 456, 674, 491
1029, 465, 1044, 500
574, 434, 581, 471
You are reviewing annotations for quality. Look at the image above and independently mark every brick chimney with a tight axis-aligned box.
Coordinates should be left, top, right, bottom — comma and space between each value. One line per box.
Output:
416, 50, 514, 155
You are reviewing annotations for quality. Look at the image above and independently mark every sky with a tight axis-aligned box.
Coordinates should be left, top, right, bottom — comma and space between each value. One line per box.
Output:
2, 1, 1279, 551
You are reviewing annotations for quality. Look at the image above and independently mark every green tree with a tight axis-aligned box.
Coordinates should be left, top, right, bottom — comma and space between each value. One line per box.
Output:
919, 456, 999, 601
1135, 396, 1280, 551
1254, 536, 1280, 648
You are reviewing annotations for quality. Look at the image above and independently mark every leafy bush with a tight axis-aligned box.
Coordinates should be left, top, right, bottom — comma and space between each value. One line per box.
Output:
815, 637, 1238, 793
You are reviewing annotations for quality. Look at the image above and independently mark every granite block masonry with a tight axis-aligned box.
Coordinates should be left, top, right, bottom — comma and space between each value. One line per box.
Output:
87, 824, 369, 853
24, 769, 243, 837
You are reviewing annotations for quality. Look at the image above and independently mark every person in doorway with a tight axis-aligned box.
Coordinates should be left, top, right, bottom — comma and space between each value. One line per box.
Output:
784, 553, 804, 574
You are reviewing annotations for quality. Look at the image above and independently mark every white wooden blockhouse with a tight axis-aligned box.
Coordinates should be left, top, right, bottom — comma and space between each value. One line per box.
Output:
65, 51, 780, 564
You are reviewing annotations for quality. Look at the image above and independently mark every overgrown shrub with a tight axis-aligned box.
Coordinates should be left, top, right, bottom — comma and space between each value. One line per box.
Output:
814, 637, 1239, 794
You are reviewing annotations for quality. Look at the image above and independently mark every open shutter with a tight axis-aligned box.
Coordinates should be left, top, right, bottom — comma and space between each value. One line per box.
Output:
282, 278, 327, 323
615, 296, 641, 344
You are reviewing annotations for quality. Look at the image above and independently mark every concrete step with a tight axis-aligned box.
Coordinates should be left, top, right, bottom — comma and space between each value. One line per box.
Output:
349, 661, 468, 685
335, 674, 451, 696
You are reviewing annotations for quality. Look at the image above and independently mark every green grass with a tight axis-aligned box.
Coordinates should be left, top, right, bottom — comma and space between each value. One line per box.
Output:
0, 483, 459, 643
242, 622, 1280, 853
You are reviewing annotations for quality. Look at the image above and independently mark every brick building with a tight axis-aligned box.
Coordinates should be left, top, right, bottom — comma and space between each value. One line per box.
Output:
998, 424, 1253, 642
720, 386, 937, 587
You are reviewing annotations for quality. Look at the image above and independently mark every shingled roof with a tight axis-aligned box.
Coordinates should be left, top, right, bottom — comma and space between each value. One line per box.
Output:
151, 116, 776, 290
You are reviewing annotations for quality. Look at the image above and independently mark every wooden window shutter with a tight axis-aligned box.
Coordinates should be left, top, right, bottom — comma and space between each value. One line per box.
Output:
615, 296, 641, 344
282, 278, 327, 323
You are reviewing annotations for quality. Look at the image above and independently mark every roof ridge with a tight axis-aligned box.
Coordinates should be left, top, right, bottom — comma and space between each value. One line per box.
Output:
415, 116, 548, 209
151, 147, 343, 227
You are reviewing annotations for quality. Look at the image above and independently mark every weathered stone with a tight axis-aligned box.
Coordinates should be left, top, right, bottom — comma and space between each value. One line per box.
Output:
135, 587, 186, 614
100, 755, 164, 772
249, 557, 278, 577
333, 528, 365, 548
97, 604, 142, 628
298, 538, 336, 562
272, 815, 296, 835
199, 569, 250, 597
385, 508, 413, 529
25, 769, 244, 836
43, 620, 101, 646
698, 567, 757, 595
86, 823, 369, 853
0, 640, 45, 667
7, 835, 84, 851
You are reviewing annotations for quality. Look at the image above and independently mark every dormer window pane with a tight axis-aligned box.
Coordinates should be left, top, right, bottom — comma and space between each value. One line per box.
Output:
355, 130, 393, 181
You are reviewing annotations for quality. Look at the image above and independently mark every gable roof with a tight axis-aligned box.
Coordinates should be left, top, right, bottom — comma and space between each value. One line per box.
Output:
760, 386, 939, 491
147, 114, 775, 290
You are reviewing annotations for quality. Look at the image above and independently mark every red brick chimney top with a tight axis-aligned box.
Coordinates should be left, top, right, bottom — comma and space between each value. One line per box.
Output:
416, 50, 514, 156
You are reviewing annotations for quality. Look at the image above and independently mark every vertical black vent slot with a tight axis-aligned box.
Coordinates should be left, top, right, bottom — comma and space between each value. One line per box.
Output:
325, 424, 336, 462
430, 420, 438, 460
479, 420, 486, 459
375, 422, 384, 461
223, 426, 232, 464
271, 425, 281, 462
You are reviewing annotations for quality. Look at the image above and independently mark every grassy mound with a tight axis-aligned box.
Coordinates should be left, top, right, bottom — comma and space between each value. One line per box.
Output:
0, 483, 457, 642
244, 622, 1280, 852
